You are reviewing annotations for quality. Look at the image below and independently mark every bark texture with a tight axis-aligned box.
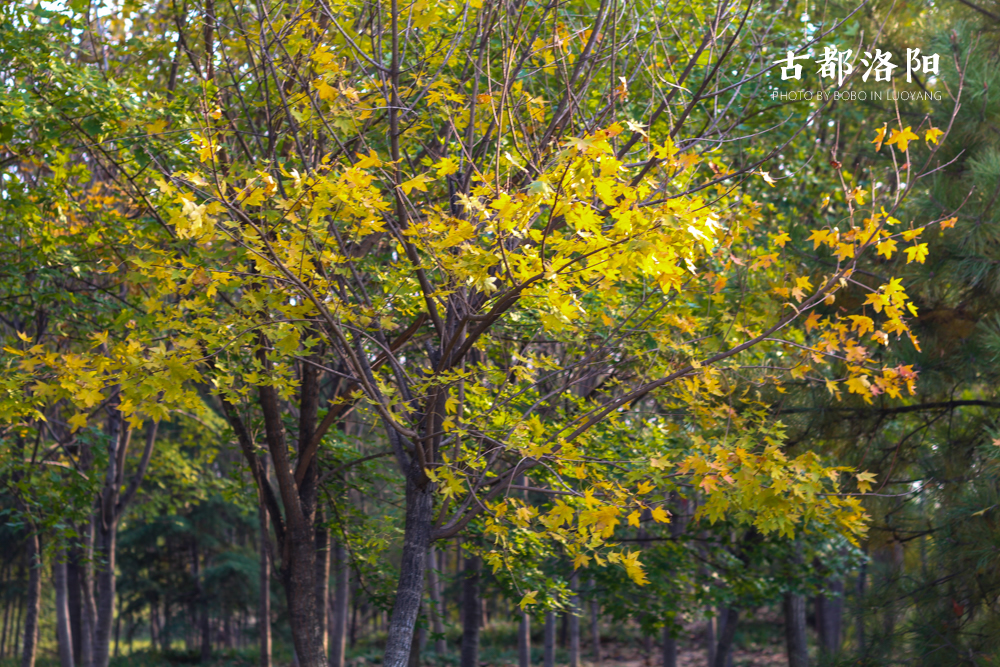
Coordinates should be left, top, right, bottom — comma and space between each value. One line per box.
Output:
426, 547, 447, 656
543, 611, 555, 667
518, 611, 530, 667
711, 608, 738, 667
459, 555, 481, 667
383, 477, 433, 667
20, 531, 41, 667
661, 626, 676, 667
784, 594, 808, 667
568, 573, 579, 667
329, 541, 349, 667
55, 551, 75, 667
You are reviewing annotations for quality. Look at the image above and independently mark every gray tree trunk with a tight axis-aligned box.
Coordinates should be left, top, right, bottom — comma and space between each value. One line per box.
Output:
543, 611, 555, 667
784, 593, 808, 667
67, 548, 82, 663
81, 520, 96, 667
816, 579, 844, 658
426, 547, 447, 656
383, 477, 434, 667
711, 608, 737, 667
20, 530, 41, 667
259, 471, 272, 667
661, 626, 676, 667
55, 549, 75, 667
518, 611, 531, 667
315, 523, 330, 659
704, 614, 715, 667
568, 573, 579, 667
329, 541, 349, 667
588, 577, 600, 665
460, 555, 481, 667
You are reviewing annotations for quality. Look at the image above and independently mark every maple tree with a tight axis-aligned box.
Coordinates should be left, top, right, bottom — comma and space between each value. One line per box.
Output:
0, 0, 968, 666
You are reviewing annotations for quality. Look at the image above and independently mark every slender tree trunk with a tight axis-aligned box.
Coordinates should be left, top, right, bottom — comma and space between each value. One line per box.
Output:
817, 579, 844, 658
518, 611, 530, 667
259, 461, 272, 667
711, 608, 737, 667
784, 593, 808, 667
406, 606, 423, 667
543, 612, 555, 667
329, 540, 349, 667
855, 561, 866, 658
315, 521, 330, 659
93, 520, 117, 667
661, 626, 676, 667
113, 604, 121, 658
81, 519, 97, 667
20, 530, 41, 667
704, 614, 715, 667
1, 562, 11, 660
588, 577, 600, 665
383, 477, 434, 667
568, 573, 579, 667
459, 555, 481, 667
426, 547, 446, 656
55, 548, 76, 667
67, 547, 82, 663
194, 543, 210, 663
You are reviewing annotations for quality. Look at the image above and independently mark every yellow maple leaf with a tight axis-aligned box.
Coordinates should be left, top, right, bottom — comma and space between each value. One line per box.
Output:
904, 242, 929, 264
628, 510, 641, 527
940, 216, 957, 230
772, 232, 791, 248
872, 124, 887, 151
400, 173, 429, 195
835, 243, 855, 261
355, 149, 381, 169
876, 238, 897, 259
886, 126, 919, 152
925, 127, 944, 145
856, 471, 877, 494
68, 412, 88, 432
901, 227, 924, 241
573, 553, 590, 569
651, 507, 670, 523
519, 591, 538, 610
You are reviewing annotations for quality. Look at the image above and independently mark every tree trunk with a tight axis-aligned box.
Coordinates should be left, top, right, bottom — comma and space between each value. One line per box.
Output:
67, 547, 82, 664
661, 625, 676, 667
81, 519, 97, 667
855, 561, 866, 658
20, 530, 41, 667
816, 579, 844, 657
55, 548, 76, 667
783, 593, 808, 667
543, 612, 555, 667
518, 611, 530, 667
315, 522, 330, 659
329, 541, 349, 667
588, 577, 600, 665
704, 614, 715, 667
568, 573, 579, 667
259, 462, 272, 667
711, 608, 737, 667
383, 477, 434, 667
194, 543, 210, 663
426, 547, 447, 656
459, 555, 481, 667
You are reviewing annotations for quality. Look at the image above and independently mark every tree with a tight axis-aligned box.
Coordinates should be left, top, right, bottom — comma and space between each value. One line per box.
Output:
0, 1, 958, 666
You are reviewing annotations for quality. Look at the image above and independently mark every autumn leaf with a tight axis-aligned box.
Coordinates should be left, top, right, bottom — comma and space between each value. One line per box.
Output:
68, 412, 88, 432
772, 232, 791, 248
856, 471, 877, 494
400, 173, 429, 195
925, 127, 944, 145
757, 170, 776, 187
876, 238, 897, 259
904, 243, 929, 264
651, 506, 670, 523
886, 126, 919, 152
519, 591, 538, 610
872, 123, 887, 151
940, 216, 957, 230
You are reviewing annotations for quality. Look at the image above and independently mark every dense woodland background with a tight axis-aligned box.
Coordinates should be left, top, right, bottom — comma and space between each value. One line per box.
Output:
1, 0, 999, 666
